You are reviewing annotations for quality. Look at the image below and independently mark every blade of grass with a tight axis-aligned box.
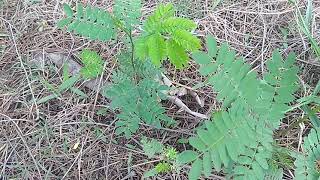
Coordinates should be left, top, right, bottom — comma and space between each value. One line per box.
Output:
305, 0, 313, 27
70, 87, 88, 99
37, 94, 59, 104
39, 77, 60, 95
293, 0, 320, 58
313, 79, 320, 95
301, 105, 320, 127
63, 63, 70, 81
58, 74, 80, 92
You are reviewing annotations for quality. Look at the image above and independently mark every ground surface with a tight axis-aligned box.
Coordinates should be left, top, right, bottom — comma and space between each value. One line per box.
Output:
1, 0, 320, 179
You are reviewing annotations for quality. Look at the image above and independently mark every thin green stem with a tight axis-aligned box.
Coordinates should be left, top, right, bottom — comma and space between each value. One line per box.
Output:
111, 15, 139, 83
127, 29, 137, 78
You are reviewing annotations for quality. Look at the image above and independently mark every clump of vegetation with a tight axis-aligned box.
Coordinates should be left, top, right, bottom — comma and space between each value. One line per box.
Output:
57, 1, 320, 179
79, 49, 104, 79
141, 137, 180, 178
4, 0, 320, 179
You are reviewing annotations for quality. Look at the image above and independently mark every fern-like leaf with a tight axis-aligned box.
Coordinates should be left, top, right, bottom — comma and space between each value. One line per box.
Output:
167, 40, 189, 69
172, 29, 201, 51
58, 3, 116, 41
231, 143, 272, 179
135, 36, 149, 60
147, 33, 167, 66
79, 49, 104, 79
161, 17, 196, 33
144, 3, 175, 33
141, 137, 164, 158
182, 35, 300, 179
102, 59, 175, 139
264, 168, 284, 180
192, 37, 260, 109
259, 51, 299, 128
135, 3, 200, 68
294, 128, 320, 179
178, 102, 273, 179
115, 112, 140, 138
193, 35, 298, 124
114, 0, 141, 28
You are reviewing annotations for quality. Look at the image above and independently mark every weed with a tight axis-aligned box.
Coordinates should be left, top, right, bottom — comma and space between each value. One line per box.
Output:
290, 0, 320, 59
57, 2, 320, 179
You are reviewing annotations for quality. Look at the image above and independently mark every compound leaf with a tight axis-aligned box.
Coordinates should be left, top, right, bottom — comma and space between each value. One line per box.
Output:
189, 159, 202, 180
177, 150, 198, 164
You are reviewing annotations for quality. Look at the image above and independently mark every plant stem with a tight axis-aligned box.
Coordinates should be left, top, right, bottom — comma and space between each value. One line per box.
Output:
124, 28, 140, 84
127, 30, 137, 78
111, 15, 139, 83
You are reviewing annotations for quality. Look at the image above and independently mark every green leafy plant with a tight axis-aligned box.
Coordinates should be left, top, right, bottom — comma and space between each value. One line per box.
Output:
289, 81, 320, 179
135, 3, 201, 68
57, 2, 320, 179
272, 149, 294, 168
37, 49, 104, 104
165, 147, 178, 161
79, 49, 104, 79
102, 56, 175, 138
59, 2, 199, 68
37, 64, 87, 104
176, 35, 299, 179
280, 27, 289, 49
141, 138, 179, 178
58, 2, 199, 139
58, 3, 116, 41
293, 79, 320, 128
294, 128, 320, 179
114, 0, 141, 28
155, 162, 172, 173
141, 136, 164, 158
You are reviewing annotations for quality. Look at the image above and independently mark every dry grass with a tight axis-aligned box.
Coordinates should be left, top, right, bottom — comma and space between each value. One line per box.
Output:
1, 0, 320, 179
